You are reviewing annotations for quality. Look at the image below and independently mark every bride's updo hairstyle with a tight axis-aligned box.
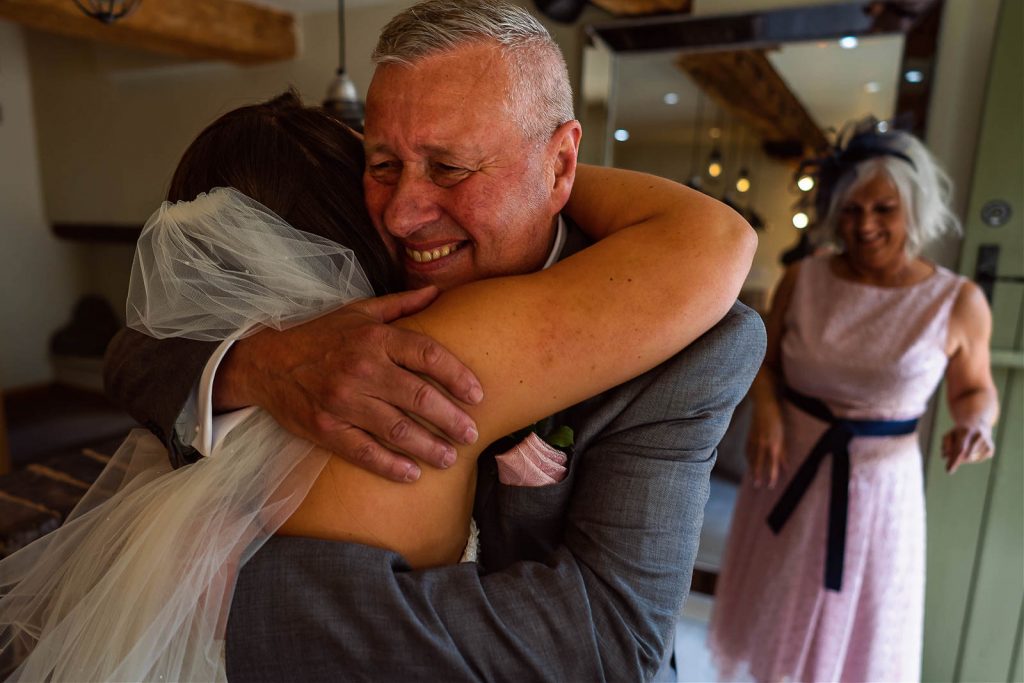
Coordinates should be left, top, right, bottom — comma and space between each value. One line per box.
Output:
166, 90, 402, 294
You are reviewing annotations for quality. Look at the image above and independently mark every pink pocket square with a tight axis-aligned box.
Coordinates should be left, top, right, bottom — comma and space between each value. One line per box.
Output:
494, 432, 569, 487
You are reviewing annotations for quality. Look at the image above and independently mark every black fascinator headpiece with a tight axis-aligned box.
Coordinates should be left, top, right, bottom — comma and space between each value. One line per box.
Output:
799, 117, 916, 222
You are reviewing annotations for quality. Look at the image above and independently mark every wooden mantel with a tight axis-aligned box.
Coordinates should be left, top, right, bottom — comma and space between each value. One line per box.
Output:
0, 0, 296, 64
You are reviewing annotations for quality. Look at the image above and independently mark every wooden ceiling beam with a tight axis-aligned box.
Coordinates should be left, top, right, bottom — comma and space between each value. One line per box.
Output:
677, 49, 829, 158
591, 0, 691, 15
0, 0, 296, 64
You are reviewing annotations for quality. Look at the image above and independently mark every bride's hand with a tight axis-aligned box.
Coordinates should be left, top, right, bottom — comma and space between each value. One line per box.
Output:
214, 286, 484, 482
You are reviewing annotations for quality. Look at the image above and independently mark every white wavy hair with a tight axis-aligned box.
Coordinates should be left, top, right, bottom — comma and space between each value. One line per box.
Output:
824, 130, 961, 257
371, 0, 575, 142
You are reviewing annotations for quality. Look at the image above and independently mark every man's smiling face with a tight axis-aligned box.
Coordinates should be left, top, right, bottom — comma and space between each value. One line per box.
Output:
363, 43, 559, 291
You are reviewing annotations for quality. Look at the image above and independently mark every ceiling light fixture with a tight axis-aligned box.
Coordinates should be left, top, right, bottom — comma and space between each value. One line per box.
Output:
839, 36, 859, 49
73, 0, 141, 24
904, 69, 924, 83
614, 128, 630, 142
323, 0, 365, 132
707, 147, 722, 178
735, 169, 751, 193
687, 87, 706, 191
792, 212, 810, 229
797, 175, 815, 192
706, 106, 725, 179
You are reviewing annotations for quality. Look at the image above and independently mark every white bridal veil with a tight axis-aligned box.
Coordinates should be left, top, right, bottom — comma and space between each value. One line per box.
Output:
0, 188, 374, 682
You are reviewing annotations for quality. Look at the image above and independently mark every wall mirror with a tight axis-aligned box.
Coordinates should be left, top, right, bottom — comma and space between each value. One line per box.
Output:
579, 0, 940, 297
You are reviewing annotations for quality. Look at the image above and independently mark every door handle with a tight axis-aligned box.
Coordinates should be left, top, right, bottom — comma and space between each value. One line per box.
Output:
975, 244, 1024, 302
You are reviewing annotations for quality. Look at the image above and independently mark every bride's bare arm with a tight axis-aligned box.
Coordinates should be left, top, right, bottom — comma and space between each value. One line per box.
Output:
412, 165, 752, 443
280, 167, 754, 565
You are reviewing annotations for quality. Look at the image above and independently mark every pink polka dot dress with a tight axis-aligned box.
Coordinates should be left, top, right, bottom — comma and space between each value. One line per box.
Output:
708, 254, 966, 682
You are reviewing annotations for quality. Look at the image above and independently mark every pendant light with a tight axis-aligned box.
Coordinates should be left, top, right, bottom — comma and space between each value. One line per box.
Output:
706, 105, 724, 179
734, 125, 753, 195
323, 0, 365, 132
707, 147, 723, 179
686, 88, 705, 191
73, 0, 141, 24
742, 136, 765, 230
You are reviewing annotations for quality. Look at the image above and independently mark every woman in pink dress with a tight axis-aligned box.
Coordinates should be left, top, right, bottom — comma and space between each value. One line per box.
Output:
708, 122, 999, 682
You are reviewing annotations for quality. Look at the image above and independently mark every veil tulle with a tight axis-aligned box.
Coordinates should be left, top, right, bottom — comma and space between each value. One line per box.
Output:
0, 188, 374, 682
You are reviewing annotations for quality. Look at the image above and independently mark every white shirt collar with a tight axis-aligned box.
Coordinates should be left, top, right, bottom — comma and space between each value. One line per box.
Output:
541, 216, 567, 270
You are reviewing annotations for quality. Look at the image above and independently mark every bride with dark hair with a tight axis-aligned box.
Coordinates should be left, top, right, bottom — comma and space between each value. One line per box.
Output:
0, 91, 754, 681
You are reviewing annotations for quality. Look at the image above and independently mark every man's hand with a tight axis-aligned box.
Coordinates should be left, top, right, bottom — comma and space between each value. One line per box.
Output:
214, 286, 483, 482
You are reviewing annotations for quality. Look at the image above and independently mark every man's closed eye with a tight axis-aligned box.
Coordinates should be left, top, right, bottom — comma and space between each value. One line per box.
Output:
429, 163, 472, 187
368, 161, 401, 184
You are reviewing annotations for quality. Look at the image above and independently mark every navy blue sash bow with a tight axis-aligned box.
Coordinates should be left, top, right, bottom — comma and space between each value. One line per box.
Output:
766, 387, 919, 591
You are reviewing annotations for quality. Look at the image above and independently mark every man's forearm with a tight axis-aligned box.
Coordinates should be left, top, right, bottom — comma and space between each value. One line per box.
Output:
103, 328, 219, 467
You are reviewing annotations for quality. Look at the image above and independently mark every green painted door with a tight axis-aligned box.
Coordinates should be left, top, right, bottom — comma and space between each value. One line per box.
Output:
922, 0, 1024, 681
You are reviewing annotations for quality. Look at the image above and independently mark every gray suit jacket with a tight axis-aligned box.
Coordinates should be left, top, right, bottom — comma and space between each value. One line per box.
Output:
104, 224, 765, 681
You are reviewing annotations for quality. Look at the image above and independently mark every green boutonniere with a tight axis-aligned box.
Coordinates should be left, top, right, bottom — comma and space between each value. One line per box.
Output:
510, 416, 574, 449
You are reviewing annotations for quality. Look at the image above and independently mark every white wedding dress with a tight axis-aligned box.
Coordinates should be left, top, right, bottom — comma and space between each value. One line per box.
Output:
0, 188, 385, 682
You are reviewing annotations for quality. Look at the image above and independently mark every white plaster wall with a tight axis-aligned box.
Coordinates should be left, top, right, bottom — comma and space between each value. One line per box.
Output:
0, 21, 83, 389
23, 2, 421, 316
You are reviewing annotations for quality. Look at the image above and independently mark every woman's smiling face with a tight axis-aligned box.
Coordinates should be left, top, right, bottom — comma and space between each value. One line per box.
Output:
837, 171, 909, 273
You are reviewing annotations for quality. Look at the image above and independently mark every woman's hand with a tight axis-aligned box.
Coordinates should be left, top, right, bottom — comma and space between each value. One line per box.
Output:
746, 397, 785, 488
745, 264, 799, 490
941, 422, 994, 474
943, 280, 999, 476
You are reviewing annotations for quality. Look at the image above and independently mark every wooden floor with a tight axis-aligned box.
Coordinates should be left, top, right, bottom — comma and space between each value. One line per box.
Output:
0, 383, 137, 558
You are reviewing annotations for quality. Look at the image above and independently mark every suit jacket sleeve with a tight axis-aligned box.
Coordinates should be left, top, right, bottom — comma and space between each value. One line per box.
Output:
226, 303, 766, 682
103, 327, 218, 468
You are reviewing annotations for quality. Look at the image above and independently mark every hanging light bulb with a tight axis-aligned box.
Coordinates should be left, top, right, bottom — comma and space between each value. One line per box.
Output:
73, 0, 141, 24
323, 0, 365, 132
707, 147, 723, 178
735, 168, 751, 193
797, 174, 815, 192
792, 212, 810, 229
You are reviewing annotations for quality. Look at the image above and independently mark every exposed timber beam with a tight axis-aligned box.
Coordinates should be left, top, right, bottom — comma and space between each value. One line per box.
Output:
591, 0, 691, 15
677, 49, 829, 159
0, 0, 296, 64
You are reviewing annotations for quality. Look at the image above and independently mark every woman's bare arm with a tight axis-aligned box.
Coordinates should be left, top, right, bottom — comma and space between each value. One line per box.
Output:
746, 262, 799, 488
281, 167, 755, 565
412, 165, 753, 444
942, 280, 998, 473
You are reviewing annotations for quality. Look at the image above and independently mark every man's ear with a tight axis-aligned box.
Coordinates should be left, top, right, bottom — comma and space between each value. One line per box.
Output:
546, 120, 582, 212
